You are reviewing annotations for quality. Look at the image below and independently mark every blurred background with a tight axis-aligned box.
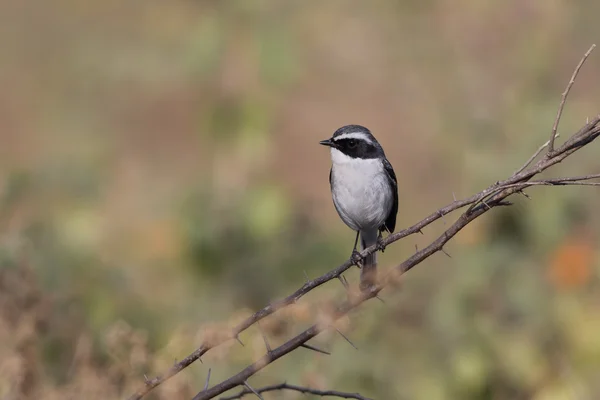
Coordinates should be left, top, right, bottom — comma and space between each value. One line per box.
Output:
1, 1, 600, 399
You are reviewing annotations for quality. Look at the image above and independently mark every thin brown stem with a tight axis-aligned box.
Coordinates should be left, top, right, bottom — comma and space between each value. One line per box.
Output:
548, 44, 596, 154
514, 133, 558, 175
219, 382, 372, 400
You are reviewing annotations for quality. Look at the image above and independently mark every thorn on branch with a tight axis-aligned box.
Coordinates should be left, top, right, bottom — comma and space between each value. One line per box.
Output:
300, 343, 331, 355
481, 199, 491, 210
203, 368, 212, 392
518, 190, 531, 199
234, 334, 245, 347
441, 248, 452, 258
143, 374, 150, 385
335, 328, 358, 350
257, 323, 272, 356
244, 381, 265, 400
338, 275, 350, 290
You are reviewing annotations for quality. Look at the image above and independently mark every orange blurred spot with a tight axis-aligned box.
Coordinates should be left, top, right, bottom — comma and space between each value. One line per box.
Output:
548, 230, 594, 290
138, 219, 181, 260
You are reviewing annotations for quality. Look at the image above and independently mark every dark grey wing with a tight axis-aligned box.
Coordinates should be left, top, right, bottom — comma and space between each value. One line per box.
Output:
329, 167, 332, 187
382, 158, 398, 233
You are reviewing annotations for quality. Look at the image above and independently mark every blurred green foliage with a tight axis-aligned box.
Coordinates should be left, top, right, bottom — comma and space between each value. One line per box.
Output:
1, 1, 600, 399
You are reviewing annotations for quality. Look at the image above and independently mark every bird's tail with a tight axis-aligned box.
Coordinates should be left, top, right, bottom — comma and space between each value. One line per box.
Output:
360, 229, 378, 290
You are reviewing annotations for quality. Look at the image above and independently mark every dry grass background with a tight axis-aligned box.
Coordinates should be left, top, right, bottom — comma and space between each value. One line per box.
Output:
1, 1, 600, 399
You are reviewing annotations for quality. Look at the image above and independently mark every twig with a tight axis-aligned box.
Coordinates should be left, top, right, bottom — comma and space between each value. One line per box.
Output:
514, 133, 559, 175
219, 382, 373, 400
548, 44, 596, 154
534, 173, 600, 183
498, 175, 600, 190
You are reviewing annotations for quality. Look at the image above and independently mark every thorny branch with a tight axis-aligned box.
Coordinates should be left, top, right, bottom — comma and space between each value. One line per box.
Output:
127, 46, 598, 400
218, 382, 373, 400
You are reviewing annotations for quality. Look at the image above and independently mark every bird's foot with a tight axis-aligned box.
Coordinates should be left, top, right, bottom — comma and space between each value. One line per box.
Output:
376, 236, 387, 253
351, 249, 363, 268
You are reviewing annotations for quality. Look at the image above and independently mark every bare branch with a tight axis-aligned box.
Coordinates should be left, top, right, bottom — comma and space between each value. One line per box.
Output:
192, 108, 600, 400
219, 382, 373, 400
127, 46, 600, 400
548, 44, 596, 154
125, 197, 473, 400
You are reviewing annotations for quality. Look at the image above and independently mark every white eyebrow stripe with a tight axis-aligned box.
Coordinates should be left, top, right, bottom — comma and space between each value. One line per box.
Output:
333, 132, 373, 144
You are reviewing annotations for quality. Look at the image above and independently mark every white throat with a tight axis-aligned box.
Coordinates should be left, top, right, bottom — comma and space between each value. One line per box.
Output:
330, 148, 358, 165
330, 147, 383, 176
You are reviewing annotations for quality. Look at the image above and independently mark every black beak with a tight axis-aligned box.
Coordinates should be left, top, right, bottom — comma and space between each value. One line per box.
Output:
319, 138, 334, 147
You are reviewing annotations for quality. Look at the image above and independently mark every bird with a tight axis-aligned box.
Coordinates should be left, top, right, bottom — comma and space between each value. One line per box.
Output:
320, 125, 398, 290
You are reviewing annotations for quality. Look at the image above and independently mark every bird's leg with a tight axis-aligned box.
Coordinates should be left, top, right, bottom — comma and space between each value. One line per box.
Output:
376, 229, 387, 252
351, 231, 363, 267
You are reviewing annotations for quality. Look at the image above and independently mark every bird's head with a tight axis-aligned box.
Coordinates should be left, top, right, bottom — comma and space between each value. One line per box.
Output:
319, 125, 384, 162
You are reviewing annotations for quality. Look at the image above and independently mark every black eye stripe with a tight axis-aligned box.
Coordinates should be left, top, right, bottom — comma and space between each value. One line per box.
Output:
334, 138, 363, 147
331, 136, 381, 159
